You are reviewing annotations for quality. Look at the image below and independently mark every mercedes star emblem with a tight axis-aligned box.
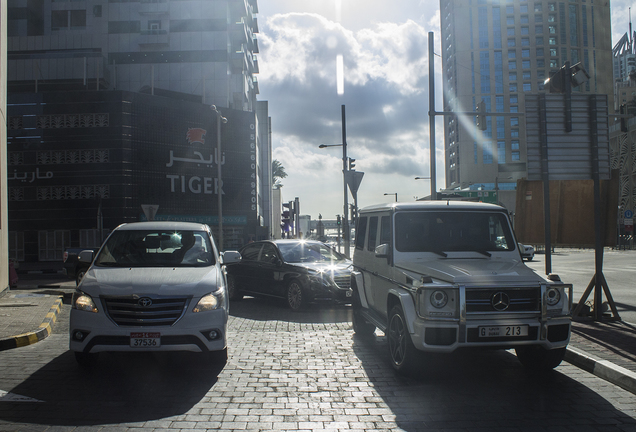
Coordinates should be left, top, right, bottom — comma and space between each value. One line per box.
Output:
491, 292, 510, 311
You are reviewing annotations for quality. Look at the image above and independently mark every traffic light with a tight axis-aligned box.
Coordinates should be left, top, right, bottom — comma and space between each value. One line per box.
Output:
348, 157, 356, 170
336, 215, 341, 226
350, 204, 357, 224
476, 100, 487, 131
282, 202, 292, 237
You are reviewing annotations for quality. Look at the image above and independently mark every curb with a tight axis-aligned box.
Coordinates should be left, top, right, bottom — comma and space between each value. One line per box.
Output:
565, 346, 636, 395
0, 295, 64, 352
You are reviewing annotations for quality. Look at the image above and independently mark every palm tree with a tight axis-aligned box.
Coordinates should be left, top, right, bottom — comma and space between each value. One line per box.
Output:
272, 159, 287, 187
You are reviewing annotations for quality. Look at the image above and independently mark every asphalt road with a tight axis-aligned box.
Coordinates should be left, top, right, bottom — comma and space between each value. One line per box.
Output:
526, 248, 636, 323
2, 290, 636, 430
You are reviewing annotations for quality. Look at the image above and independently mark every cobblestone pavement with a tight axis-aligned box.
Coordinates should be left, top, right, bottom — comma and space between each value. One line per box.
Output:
1, 297, 636, 431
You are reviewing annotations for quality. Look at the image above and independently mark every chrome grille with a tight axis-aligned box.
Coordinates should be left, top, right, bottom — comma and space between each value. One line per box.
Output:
466, 288, 539, 313
102, 296, 190, 327
333, 275, 351, 290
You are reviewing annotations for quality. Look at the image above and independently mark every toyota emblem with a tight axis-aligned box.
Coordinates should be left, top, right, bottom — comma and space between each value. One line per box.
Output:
138, 297, 153, 307
491, 292, 510, 311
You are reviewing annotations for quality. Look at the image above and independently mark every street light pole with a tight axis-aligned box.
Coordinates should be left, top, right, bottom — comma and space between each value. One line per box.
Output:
341, 105, 350, 258
211, 105, 227, 250
318, 105, 350, 258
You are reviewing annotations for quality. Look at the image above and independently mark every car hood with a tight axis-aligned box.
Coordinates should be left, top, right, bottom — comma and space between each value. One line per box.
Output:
397, 258, 547, 285
288, 260, 352, 275
79, 266, 221, 297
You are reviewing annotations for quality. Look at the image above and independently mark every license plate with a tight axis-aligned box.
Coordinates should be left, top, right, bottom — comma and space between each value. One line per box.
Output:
346, 290, 352, 297
130, 332, 160, 347
479, 325, 528, 338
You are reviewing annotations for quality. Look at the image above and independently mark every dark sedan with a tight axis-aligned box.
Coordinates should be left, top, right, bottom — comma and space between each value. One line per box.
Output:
226, 240, 353, 310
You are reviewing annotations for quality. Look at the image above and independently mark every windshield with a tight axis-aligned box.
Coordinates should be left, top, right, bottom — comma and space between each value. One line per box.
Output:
395, 211, 516, 254
278, 242, 346, 264
94, 230, 215, 267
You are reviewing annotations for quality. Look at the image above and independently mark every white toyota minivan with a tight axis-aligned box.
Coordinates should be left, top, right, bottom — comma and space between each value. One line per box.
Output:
69, 221, 240, 366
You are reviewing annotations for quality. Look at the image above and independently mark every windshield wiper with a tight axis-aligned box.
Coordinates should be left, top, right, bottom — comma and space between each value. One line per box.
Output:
431, 250, 448, 257
474, 250, 492, 257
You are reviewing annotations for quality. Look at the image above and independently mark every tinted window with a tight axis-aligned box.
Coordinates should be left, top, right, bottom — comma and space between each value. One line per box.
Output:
259, 244, 280, 264
395, 211, 515, 253
367, 217, 378, 251
278, 242, 344, 263
355, 217, 368, 250
240, 244, 262, 261
380, 216, 391, 245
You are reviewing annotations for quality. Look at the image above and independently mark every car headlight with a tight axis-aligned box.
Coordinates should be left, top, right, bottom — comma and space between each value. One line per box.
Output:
430, 290, 449, 308
193, 292, 222, 312
419, 288, 457, 318
546, 287, 561, 306
73, 292, 98, 313
308, 270, 330, 286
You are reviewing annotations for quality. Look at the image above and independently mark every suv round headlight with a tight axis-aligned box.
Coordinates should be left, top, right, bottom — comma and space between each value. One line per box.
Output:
430, 290, 449, 308
546, 288, 561, 306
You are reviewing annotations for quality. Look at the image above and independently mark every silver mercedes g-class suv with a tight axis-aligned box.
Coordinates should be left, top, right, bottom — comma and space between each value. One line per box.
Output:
351, 201, 572, 374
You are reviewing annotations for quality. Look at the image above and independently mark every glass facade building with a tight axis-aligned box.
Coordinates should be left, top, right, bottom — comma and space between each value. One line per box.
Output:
440, 0, 613, 197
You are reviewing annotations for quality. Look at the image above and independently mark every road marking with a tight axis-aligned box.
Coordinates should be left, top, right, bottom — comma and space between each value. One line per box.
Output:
0, 390, 43, 402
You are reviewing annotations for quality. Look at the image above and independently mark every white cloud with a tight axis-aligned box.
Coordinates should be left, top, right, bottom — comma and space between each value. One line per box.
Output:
259, 12, 442, 218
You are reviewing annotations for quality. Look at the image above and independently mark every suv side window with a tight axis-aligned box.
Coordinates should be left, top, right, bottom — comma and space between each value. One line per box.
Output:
355, 217, 368, 250
380, 216, 391, 246
367, 216, 379, 251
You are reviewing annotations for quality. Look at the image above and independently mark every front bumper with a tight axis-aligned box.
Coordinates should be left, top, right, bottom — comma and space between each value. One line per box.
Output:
410, 317, 571, 353
307, 279, 353, 304
408, 283, 572, 353
69, 306, 228, 354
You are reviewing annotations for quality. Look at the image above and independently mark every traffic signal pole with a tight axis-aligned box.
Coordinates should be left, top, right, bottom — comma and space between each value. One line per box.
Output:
341, 105, 350, 258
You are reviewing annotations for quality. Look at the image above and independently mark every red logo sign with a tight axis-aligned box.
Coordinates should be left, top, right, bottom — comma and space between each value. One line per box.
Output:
186, 128, 206, 145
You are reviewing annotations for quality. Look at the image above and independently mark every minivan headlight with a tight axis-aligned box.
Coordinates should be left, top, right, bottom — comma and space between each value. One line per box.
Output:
73, 292, 99, 313
193, 292, 222, 312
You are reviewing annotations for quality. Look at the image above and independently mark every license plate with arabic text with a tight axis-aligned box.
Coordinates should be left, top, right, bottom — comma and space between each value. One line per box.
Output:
478, 325, 528, 338
130, 332, 161, 347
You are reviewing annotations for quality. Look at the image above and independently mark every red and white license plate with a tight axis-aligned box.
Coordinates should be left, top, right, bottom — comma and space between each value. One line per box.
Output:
479, 325, 528, 338
130, 332, 161, 347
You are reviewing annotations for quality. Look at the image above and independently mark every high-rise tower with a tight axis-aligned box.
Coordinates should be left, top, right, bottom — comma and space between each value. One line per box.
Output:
440, 0, 613, 197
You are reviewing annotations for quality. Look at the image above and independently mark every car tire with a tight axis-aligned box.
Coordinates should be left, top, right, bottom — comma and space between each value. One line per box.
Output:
227, 275, 243, 301
387, 304, 420, 374
286, 279, 306, 311
351, 283, 375, 339
515, 346, 566, 371
76, 268, 87, 286
206, 348, 228, 364
74, 352, 99, 368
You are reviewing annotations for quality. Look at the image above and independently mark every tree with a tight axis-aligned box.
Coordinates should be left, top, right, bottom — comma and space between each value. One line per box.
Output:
272, 159, 287, 187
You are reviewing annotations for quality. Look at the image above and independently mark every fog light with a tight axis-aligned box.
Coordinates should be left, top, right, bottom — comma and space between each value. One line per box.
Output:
209, 330, 218, 340
73, 330, 87, 341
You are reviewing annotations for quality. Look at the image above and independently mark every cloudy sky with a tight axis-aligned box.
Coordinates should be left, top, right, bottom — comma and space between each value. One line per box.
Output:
256, 0, 636, 221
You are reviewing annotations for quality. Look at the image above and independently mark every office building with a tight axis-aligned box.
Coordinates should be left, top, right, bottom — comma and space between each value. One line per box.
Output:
5, 0, 270, 267
440, 0, 613, 203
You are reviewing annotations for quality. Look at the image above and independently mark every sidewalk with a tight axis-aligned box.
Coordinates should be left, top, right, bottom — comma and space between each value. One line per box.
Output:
3, 275, 636, 396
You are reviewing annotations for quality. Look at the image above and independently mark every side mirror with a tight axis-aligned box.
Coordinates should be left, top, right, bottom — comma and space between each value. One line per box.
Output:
221, 251, 241, 265
374, 243, 390, 258
78, 250, 94, 264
